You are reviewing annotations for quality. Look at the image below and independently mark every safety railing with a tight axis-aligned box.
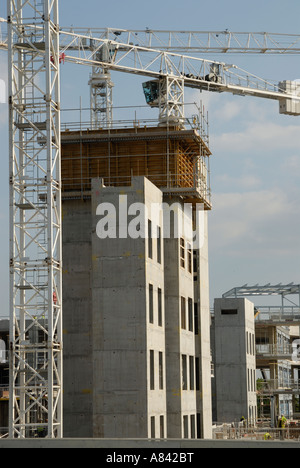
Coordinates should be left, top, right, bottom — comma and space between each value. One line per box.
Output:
61, 172, 211, 204
255, 307, 300, 324
257, 379, 300, 394
256, 344, 294, 358
213, 423, 300, 441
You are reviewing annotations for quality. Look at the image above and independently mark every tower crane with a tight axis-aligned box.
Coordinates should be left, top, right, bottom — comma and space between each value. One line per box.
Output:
3, 1, 300, 438
7, 1, 62, 439
3, 22, 300, 124
59, 28, 300, 126
57, 28, 300, 127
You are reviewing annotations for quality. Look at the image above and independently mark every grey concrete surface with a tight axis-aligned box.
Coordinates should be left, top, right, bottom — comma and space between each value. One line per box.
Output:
0, 438, 298, 449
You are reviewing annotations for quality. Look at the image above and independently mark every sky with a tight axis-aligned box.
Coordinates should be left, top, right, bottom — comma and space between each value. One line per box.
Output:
1, 0, 300, 313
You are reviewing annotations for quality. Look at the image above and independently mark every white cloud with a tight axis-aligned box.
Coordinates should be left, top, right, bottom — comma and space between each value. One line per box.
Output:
214, 173, 262, 190
187, 87, 300, 263
186, 89, 300, 159
209, 188, 300, 257
212, 121, 300, 154
186, 88, 275, 122
282, 154, 300, 171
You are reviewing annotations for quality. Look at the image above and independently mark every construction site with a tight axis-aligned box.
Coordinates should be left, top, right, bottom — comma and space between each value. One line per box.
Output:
211, 285, 300, 441
0, 0, 300, 449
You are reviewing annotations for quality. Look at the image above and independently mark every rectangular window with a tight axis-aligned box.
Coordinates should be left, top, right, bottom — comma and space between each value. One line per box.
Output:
149, 284, 154, 324
151, 416, 155, 439
158, 288, 163, 327
180, 238, 185, 268
189, 356, 195, 390
160, 416, 165, 439
148, 220, 153, 259
159, 351, 164, 390
188, 298, 193, 332
194, 303, 199, 335
195, 357, 200, 391
150, 350, 155, 390
197, 414, 201, 439
157, 226, 162, 264
221, 309, 238, 315
190, 415, 196, 439
181, 296, 186, 330
193, 250, 198, 282
187, 243, 192, 274
183, 415, 189, 439
182, 354, 187, 390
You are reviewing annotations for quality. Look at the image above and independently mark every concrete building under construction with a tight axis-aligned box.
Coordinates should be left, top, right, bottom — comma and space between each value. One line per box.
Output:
60, 117, 213, 439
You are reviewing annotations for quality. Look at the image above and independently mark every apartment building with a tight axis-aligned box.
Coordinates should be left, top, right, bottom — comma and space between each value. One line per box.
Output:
61, 122, 212, 439
62, 176, 212, 438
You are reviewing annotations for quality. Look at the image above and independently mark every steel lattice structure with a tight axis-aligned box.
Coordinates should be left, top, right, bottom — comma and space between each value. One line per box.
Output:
59, 28, 300, 55
223, 283, 300, 300
3, 24, 300, 125
8, 0, 62, 438
58, 30, 300, 125
89, 69, 113, 129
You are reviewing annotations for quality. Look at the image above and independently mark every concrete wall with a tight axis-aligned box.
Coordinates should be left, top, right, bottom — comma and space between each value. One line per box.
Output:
62, 176, 212, 439
144, 179, 167, 439
164, 201, 197, 437
194, 212, 212, 439
91, 177, 167, 438
62, 199, 93, 437
214, 298, 257, 424
164, 200, 212, 439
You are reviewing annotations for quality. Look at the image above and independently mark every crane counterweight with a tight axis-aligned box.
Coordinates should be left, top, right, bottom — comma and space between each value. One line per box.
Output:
279, 80, 300, 116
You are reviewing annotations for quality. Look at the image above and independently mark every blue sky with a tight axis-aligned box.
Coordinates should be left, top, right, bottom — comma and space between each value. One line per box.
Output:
1, 0, 300, 312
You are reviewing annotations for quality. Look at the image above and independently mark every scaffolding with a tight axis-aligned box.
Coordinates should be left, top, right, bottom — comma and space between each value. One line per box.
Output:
60, 108, 212, 209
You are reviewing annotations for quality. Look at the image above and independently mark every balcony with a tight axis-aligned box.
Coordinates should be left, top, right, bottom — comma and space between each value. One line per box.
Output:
256, 344, 294, 361
257, 379, 300, 395
255, 307, 300, 326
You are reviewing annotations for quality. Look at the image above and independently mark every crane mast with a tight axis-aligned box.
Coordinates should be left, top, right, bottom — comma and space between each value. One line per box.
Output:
8, 0, 62, 438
